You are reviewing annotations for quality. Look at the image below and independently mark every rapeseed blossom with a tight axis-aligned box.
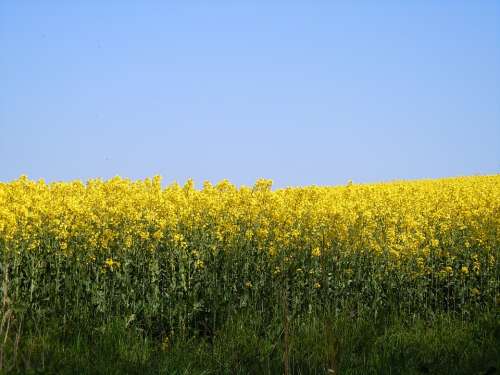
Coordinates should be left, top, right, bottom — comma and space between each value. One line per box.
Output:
0, 174, 498, 333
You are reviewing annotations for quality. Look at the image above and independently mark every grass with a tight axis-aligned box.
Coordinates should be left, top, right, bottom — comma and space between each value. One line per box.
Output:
2, 309, 498, 374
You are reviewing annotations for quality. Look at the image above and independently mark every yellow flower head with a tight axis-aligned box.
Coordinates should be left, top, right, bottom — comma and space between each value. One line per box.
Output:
104, 258, 120, 270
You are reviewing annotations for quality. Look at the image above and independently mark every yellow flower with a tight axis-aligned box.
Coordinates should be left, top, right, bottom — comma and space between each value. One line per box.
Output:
389, 249, 400, 258
124, 235, 133, 248
244, 281, 253, 289
473, 261, 480, 274
244, 229, 253, 240
291, 229, 300, 239
1, 174, 499, 321
104, 258, 120, 270
153, 229, 163, 240
416, 257, 425, 268
139, 230, 149, 240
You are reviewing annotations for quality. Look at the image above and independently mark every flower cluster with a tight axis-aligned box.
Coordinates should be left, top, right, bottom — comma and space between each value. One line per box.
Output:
0, 175, 498, 332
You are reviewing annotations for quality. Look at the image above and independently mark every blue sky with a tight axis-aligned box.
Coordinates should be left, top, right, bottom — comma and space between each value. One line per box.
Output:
1, 1, 499, 187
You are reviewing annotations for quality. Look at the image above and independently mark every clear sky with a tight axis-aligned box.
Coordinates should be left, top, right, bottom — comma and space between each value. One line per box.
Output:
1, 1, 499, 188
